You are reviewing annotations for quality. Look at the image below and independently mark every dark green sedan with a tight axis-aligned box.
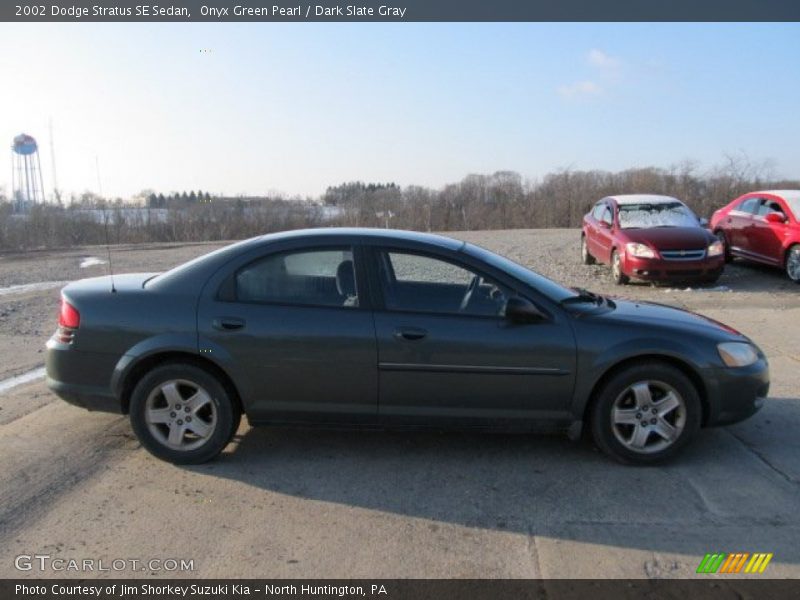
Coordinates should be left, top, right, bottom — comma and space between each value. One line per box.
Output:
46, 228, 769, 465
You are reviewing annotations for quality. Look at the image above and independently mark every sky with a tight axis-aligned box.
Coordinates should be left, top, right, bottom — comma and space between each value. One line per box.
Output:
0, 22, 798, 200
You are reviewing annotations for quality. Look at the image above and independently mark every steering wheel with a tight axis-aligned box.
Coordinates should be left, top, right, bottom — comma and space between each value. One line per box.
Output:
459, 275, 481, 312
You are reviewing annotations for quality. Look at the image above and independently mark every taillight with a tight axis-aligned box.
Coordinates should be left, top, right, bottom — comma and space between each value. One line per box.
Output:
57, 298, 80, 342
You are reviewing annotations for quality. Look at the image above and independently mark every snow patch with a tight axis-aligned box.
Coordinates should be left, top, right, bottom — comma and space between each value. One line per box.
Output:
80, 256, 107, 268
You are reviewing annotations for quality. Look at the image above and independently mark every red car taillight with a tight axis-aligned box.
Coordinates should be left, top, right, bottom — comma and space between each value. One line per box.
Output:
57, 298, 80, 342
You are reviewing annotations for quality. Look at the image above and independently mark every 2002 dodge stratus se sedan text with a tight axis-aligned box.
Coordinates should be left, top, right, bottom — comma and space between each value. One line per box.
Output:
46, 228, 769, 465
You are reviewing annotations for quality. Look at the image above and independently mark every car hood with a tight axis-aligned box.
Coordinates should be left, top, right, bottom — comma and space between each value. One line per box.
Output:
589, 297, 747, 342
620, 226, 713, 250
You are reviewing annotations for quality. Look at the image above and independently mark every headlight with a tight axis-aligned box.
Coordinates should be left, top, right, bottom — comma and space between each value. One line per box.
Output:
625, 242, 656, 259
707, 240, 724, 257
717, 342, 759, 367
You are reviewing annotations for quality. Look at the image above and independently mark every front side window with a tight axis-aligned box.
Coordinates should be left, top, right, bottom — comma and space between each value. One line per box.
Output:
236, 248, 358, 308
601, 206, 614, 225
756, 199, 785, 217
378, 250, 508, 317
591, 202, 606, 220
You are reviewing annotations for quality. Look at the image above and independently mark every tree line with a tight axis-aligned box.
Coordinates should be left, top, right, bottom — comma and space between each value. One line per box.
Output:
0, 155, 797, 251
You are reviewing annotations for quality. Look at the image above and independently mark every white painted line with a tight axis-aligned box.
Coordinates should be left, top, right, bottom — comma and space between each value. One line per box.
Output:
0, 366, 46, 394
0, 281, 67, 297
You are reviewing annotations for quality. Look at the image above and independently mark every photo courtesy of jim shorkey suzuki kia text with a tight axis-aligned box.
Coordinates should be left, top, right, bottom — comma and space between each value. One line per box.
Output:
14, 584, 388, 596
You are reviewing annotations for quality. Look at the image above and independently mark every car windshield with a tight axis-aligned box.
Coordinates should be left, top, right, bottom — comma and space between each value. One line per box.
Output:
463, 243, 577, 302
618, 202, 699, 229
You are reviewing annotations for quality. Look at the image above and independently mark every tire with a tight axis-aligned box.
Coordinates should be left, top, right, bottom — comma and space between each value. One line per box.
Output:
786, 245, 800, 284
715, 230, 732, 264
589, 362, 702, 465
129, 363, 241, 464
611, 249, 628, 285
581, 235, 596, 265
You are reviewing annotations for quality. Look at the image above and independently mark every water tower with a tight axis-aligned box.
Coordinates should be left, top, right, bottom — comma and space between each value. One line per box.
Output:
11, 133, 46, 212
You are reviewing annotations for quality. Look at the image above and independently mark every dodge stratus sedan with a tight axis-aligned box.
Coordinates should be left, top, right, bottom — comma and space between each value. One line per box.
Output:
46, 228, 768, 465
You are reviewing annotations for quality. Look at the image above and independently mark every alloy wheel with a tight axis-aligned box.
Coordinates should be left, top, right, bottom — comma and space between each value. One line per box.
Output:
145, 379, 218, 451
610, 380, 687, 454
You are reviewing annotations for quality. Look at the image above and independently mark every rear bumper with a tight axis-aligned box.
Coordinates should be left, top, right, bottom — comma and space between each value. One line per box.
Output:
702, 358, 769, 426
45, 337, 121, 414
623, 255, 724, 282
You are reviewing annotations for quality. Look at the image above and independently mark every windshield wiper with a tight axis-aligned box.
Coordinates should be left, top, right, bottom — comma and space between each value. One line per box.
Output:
561, 287, 601, 305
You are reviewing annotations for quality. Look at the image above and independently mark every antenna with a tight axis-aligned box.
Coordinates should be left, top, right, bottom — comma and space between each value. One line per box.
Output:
96, 155, 116, 293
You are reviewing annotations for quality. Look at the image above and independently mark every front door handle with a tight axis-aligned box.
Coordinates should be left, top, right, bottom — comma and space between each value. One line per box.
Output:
394, 327, 428, 342
212, 317, 245, 331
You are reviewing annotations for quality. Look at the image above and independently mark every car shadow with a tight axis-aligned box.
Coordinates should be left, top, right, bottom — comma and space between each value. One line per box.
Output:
185, 396, 800, 565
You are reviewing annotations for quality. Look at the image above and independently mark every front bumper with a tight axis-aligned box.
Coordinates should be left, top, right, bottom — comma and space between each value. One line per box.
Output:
623, 254, 725, 282
45, 337, 121, 413
702, 358, 769, 426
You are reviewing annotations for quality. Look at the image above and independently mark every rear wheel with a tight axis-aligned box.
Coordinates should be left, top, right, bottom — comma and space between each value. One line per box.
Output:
590, 362, 702, 465
581, 235, 596, 265
786, 245, 800, 283
129, 363, 241, 464
611, 250, 628, 285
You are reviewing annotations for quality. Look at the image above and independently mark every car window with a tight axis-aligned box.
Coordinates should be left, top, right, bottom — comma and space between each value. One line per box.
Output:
601, 206, 614, 225
737, 197, 761, 214
235, 248, 358, 308
378, 251, 509, 317
756, 199, 785, 217
591, 203, 606, 220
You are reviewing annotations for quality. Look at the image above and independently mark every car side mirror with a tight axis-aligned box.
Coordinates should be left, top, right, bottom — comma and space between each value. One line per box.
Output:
598, 220, 611, 229
504, 297, 547, 323
766, 212, 786, 224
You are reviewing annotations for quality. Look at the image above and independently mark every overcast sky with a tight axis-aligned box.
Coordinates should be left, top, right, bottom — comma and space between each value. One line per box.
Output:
1, 22, 798, 200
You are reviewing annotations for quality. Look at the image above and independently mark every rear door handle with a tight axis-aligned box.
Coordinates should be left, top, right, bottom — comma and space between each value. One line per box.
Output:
394, 327, 428, 342
212, 317, 246, 331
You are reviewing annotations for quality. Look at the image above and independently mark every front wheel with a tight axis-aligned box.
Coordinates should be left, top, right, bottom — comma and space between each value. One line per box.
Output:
581, 235, 596, 265
611, 250, 628, 285
590, 362, 702, 465
715, 230, 732, 263
786, 245, 800, 283
129, 363, 241, 464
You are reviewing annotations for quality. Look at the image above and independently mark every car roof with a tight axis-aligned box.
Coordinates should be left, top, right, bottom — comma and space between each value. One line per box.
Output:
251, 227, 465, 250
751, 190, 800, 202
607, 194, 683, 206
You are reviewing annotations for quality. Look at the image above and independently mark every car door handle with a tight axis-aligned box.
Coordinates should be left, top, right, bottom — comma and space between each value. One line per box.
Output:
393, 327, 428, 341
212, 317, 245, 331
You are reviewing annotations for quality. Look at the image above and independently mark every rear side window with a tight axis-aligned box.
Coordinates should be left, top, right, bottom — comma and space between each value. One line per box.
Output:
591, 203, 606, 220
601, 205, 614, 225
737, 197, 760, 214
235, 248, 358, 308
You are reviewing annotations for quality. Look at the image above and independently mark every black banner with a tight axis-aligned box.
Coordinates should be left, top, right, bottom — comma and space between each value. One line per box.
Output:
4, 0, 800, 22
3, 580, 800, 600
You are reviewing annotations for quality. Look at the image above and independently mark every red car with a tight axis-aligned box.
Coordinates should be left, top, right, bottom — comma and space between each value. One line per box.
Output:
582, 194, 725, 285
710, 190, 800, 283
